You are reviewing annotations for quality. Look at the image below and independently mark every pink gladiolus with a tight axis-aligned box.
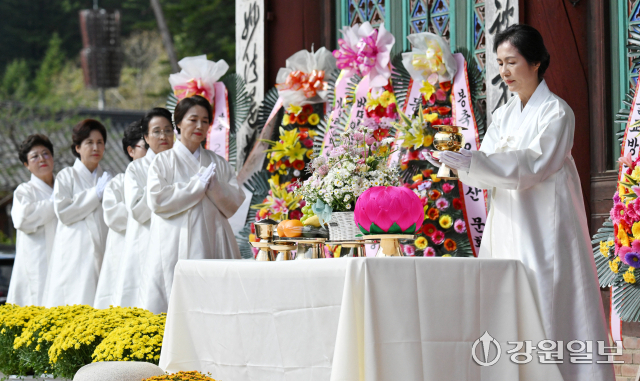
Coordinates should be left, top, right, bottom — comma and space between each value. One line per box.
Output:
354, 186, 424, 234
619, 152, 634, 169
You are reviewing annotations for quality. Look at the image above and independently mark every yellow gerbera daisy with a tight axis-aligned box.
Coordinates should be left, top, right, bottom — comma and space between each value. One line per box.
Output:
414, 236, 428, 250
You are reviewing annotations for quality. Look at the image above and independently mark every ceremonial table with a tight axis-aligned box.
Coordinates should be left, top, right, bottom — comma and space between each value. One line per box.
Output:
159, 257, 564, 381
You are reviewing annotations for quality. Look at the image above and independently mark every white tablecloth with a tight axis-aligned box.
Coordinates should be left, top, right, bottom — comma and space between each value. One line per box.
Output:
160, 258, 564, 381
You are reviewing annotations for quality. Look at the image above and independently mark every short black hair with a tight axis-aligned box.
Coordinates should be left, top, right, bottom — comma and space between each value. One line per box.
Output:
142, 107, 173, 136
71, 119, 107, 158
173, 95, 213, 133
494, 24, 550, 79
122, 120, 144, 162
18, 134, 54, 164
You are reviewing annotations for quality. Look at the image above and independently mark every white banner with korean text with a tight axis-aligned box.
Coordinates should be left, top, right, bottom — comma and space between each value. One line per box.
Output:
452, 53, 487, 257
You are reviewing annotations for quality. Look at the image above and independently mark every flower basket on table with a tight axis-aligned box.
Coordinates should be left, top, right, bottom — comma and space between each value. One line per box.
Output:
295, 124, 400, 241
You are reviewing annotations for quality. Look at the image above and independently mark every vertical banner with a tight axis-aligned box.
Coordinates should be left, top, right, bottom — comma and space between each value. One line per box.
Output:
614, 79, 640, 344
236, 0, 265, 166
207, 82, 231, 160
485, 0, 518, 125
451, 53, 487, 257
322, 71, 351, 157
346, 75, 371, 129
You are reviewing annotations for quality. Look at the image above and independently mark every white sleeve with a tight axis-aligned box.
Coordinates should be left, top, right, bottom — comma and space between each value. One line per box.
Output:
205, 155, 246, 219
458, 120, 501, 190
54, 169, 101, 225
147, 155, 207, 218
460, 102, 574, 191
102, 175, 128, 233
124, 164, 151, 224
11, 185, 56, 234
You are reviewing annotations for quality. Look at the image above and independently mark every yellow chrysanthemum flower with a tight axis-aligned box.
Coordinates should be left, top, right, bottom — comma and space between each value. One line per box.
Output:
308, 113, 320, 125
365, 92, 380, 111
424, 113, 439, 123
624, 268, 637, 284
378, 91, 396, 108
610, 257, 621, 274
423, 135, 434, 147
633, 222, 640, 240
414, 236, 428, 250
599, 241, 610, 257
439, 214, 453, 229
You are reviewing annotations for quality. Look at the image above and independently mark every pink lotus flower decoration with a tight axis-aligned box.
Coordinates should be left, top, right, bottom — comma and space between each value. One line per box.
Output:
354, 186, 424, 234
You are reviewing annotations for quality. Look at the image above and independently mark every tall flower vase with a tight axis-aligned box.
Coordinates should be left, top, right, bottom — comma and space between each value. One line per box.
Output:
327, 212, 360, 241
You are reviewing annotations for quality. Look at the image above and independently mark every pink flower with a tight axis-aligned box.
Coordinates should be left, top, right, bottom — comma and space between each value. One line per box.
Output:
442, 117, 452, 125
454, 219, 466, 234
611, 203, 625, 224
619, 152, 634, 169
441, 183, 455, 194
435, 89, 446, 102
303, 139, 314, 148
432, 230, 445, 245
424, 247, 436, 257
403, 245, 416, 256
355, 186, 424, 234
435, 198, 449, 211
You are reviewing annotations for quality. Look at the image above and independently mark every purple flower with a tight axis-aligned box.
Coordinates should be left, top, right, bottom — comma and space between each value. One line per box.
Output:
614, 192, 621, 204
435, 198, 449, 211
454, 219, 466, 234
624, 252, 640, 267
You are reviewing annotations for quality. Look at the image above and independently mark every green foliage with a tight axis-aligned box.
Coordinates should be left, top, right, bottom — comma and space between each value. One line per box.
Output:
34, 34, 65, 100
164, 0, 236, 71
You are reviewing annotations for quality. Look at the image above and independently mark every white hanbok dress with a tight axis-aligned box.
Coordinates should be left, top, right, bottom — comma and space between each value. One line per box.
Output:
7, 174, 57, 306
43, 159, 108, 307
140, 141, 245, 313
93, 173, 127, 309
113, 149, 156, 308
458, 80, 614, 381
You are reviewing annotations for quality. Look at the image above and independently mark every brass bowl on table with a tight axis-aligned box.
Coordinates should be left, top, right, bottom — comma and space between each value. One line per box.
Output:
432, 125, 467, 180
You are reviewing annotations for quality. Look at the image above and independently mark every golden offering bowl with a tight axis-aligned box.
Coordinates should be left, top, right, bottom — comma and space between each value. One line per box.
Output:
432, 125, 467, 180
271, 244, 296, 261
250, 241, 275, 261
254, 218, 278, 241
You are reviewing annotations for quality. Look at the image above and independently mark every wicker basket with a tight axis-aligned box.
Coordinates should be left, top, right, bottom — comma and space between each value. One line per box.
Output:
327, 212, 360, 241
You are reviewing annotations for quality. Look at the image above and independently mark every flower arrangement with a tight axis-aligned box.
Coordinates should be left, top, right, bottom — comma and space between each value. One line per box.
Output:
282, 104, 322, 127
144, 371, 218, 381
251, 176, 304, 222
295, 124, 400, 222
92, 313, 166, 363
14, 304, 94, 376
263, 126, 316, 179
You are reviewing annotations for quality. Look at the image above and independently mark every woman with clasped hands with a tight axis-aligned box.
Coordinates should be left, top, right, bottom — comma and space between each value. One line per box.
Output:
8, 134, 57, 306
140, 95, 245, 314
429, 25, 613, 381
43, 119, 112, 307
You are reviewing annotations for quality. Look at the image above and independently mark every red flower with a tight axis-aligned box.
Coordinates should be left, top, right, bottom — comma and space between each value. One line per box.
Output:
297, 114, 308, 125
373, 128, 390, 141
302, 104, 313, 115
422, 223, 437, 237
289, 209, 303, 220
427, 208, 439, 220
408, 150, 420, 161
303, 139, 314, 148
437, 106, 451, 115
452, 198, 463, 210
375, 105, 386, 118
428, 190, 441, 200
292, 160, 306, 170
444, 238, 457, 251
439, 81, 452, 92
421, 169, 433, 177
298, 130, 309, 139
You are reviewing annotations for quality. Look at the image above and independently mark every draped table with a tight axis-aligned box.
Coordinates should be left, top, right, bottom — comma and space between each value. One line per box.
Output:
159, 257, 564, 381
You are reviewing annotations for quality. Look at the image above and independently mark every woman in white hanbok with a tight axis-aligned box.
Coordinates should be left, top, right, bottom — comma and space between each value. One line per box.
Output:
140, 96, 245, 313
8, 135, 57, 306
93, 122, 147, 308
113, 108, 174, 308
43, 119, 112, 307
435, 25, 614, 381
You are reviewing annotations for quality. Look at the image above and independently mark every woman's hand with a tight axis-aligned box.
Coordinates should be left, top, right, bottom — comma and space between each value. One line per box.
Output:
440, 149, 472, 171
198, 163, 217, 189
